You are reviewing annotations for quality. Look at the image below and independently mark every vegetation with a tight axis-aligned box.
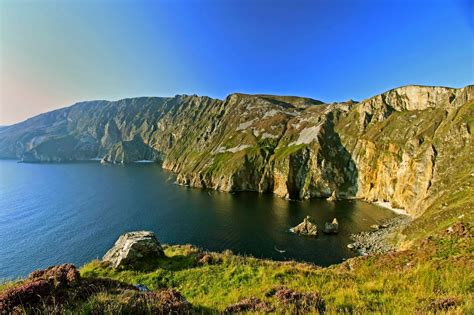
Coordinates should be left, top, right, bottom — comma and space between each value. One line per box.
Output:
77, 223, 473, 313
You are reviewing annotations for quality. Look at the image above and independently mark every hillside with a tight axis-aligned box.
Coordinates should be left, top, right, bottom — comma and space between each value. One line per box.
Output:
1, 222, 472, 313
1, 85, 473, 242
1, 85, 473, 314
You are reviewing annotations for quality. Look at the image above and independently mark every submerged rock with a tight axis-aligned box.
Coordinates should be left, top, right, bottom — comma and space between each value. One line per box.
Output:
290, 216, 318, 236
323, 218, 339, 234
103, 231, 164, 268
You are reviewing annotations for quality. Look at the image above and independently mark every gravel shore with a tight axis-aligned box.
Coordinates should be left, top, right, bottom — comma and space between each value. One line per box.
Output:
348, 216, 412, 255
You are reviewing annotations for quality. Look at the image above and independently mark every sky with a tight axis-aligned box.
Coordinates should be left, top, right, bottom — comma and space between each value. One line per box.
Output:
0, 0, 472, 125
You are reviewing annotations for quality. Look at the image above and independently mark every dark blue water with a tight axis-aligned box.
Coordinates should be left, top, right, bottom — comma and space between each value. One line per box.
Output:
0, 160, 397, 280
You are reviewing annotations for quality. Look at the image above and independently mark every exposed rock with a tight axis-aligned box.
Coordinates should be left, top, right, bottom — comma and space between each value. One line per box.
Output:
224, 297, 274, 313
0, 85, 472, 219
290, 216, 318, 236
323, 218, 339, 234
103, 231, 164, 268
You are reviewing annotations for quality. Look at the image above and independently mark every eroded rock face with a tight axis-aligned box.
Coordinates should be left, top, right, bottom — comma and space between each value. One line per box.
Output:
1, 85, 472, 218
290, 216, 318, 236
103, 231, 164, 268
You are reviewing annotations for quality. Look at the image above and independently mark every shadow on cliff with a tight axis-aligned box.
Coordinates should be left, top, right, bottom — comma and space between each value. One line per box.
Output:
286, 114, 359, 200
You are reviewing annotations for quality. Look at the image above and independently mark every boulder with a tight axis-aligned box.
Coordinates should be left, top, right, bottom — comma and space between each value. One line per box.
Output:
290, 216, 318, 236
323, 218, 339, 234
103, 231, 164, 268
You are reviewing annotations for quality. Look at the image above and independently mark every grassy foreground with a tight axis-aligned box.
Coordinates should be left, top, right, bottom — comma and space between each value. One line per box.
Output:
77, 221, 473, 314
1, 221, 472, 314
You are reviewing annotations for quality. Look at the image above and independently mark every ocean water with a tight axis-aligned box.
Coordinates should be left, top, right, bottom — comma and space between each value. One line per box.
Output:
0, 160, 397, 280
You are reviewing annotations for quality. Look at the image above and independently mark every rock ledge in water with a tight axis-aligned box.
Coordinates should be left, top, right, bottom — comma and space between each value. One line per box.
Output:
103, 231, 164, 268
323, 218, 339, 234
290, 216, 318, 236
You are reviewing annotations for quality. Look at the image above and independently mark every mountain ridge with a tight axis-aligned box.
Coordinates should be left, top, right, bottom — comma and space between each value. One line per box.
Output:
0, 84, 473, 243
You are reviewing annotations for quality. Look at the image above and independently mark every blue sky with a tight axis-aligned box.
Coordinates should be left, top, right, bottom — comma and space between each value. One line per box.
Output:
0, 0, 472, 125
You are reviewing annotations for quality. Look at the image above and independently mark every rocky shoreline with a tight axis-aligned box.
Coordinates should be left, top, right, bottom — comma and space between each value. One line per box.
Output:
347, 216, 412, 255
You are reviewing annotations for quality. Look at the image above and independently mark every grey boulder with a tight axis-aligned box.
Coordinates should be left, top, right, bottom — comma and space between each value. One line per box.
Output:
103, 231, 164, 268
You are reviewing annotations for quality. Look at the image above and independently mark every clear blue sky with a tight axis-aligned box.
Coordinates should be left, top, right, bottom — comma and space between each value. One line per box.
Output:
0, 0, 472, 125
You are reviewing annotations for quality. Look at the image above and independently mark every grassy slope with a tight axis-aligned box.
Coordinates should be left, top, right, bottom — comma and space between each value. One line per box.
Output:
79, 223, 473, 313
2, 97, 473, 313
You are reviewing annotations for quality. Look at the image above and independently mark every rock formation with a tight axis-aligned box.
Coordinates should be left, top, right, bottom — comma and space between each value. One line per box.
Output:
0, 85, 472, 220
103, 231, 164, 268
290, 216, 318, 236
323, 218, 339, 234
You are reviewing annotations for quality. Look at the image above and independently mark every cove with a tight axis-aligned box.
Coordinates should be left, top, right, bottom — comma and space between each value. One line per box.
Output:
0, 160, 398, 279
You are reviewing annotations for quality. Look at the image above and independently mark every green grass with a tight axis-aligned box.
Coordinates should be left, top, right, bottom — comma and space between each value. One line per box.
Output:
77, 224, 473, 314
273, 143, 307, 160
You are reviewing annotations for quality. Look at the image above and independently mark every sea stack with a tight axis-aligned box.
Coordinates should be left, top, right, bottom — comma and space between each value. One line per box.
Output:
323, 218, 339, 234
290, 216, 318, 236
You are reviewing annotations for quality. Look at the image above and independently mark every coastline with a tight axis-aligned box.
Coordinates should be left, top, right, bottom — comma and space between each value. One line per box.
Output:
373, 201, 410, 216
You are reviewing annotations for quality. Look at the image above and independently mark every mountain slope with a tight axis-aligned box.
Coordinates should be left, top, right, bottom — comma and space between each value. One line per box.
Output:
1, 86, 473, 238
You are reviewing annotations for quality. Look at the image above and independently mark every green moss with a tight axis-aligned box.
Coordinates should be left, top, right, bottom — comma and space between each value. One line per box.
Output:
273, 144, 307, 160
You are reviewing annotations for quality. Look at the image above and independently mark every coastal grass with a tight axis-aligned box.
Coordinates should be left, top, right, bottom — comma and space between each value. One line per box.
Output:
79, 222, 473, 314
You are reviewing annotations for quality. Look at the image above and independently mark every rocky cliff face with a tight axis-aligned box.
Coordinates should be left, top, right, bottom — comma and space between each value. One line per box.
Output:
1, 85, 472, 218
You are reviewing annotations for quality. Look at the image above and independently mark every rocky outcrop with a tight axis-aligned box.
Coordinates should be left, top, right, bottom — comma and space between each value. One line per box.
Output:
290, 216, 318, 236
0, 85, 472, 218
323, 218, 339, 234
103, 231, 164, 268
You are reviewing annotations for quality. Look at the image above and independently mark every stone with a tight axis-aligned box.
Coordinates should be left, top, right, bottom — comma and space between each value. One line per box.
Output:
290, 216, 318, 236
326, 191, 337, 201
103, 231, 164, 268
323, 218, 339, 234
